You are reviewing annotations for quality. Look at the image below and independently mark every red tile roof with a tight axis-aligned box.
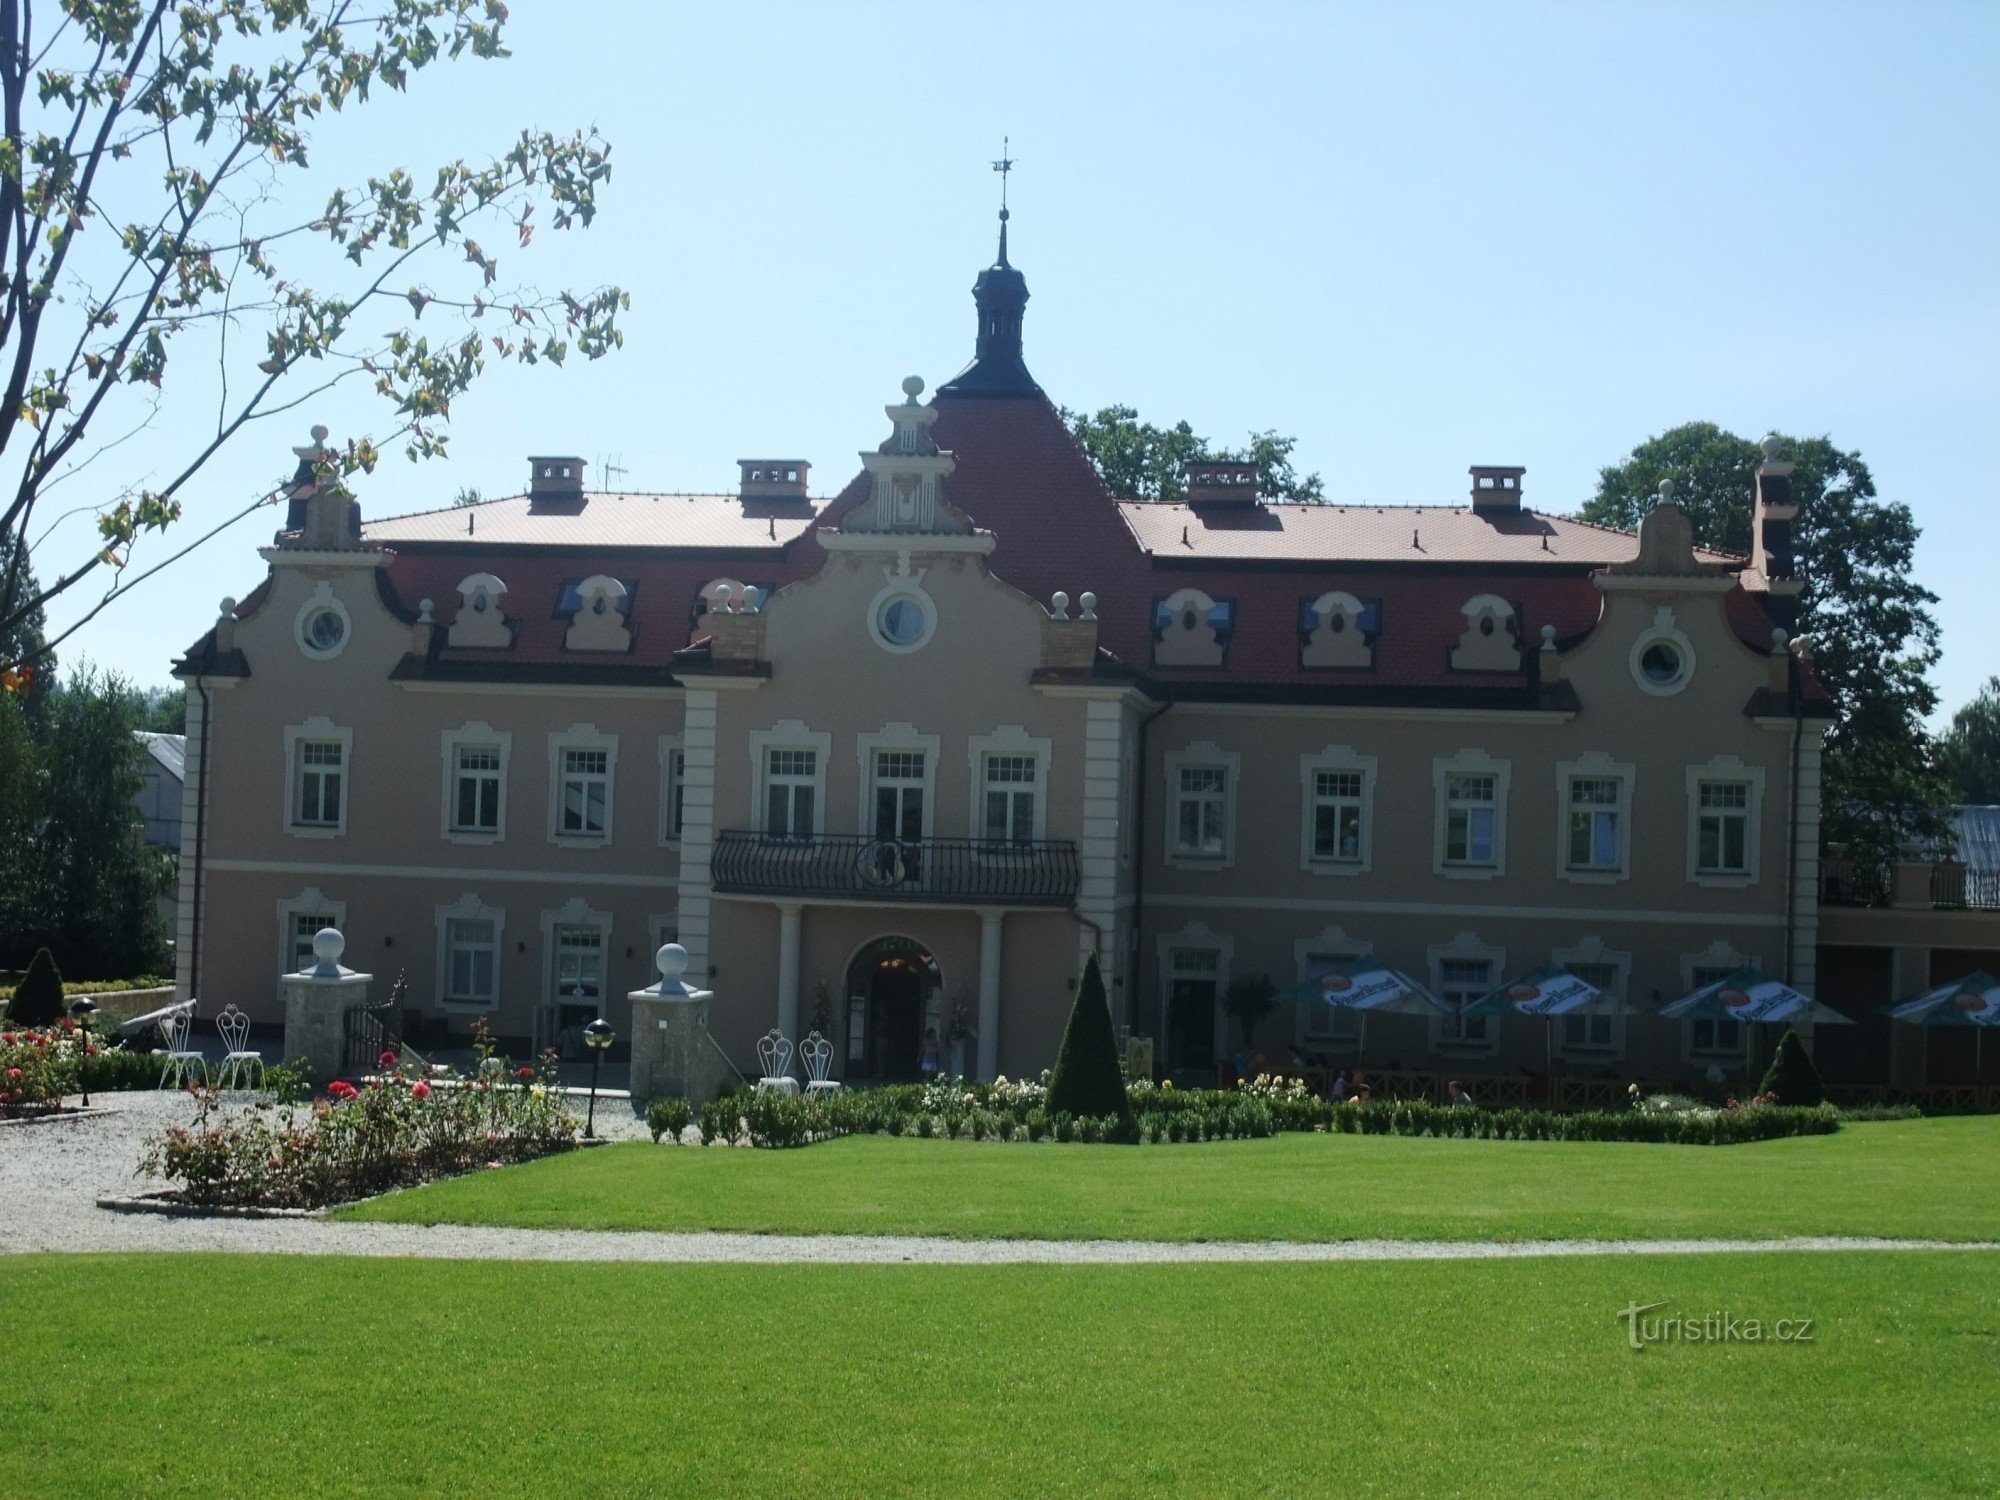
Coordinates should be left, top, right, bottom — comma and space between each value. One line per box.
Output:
362, 491, 820, 551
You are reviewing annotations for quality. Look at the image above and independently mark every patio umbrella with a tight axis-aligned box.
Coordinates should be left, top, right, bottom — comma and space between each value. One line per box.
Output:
1461, 964, 1632, 1074
1269, 958, 1447, 1077
1659, 967, 1852, 1027
1885, 971, 2000, 1081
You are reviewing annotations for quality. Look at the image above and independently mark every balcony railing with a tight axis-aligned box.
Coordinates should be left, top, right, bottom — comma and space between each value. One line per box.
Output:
1932, 863, 2000, 911
711, 830, 1081, 906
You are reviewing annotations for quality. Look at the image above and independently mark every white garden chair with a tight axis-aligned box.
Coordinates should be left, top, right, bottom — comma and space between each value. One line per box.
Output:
800, 1030, 842, 1097
156, 1002, 206, 1090
755, 1029, 799, 1096
211, 1004, 265, 1091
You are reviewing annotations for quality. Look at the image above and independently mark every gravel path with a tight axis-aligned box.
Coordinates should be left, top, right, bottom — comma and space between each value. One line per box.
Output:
5, 1094, 1994, 1265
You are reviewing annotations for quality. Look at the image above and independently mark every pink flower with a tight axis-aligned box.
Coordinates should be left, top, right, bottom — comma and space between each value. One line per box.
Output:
517, 1066, 533, 1080
5, 1068, 19, 1081
327, 1080, 358, 1101
380, 1050, 398, 1067
411, 1081, 431, 1101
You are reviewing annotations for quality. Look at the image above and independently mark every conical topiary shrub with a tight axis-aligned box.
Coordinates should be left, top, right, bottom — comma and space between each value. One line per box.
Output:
6, 948, 65, 1027
1757, 1027, 1825, 1106
1045, 952, 1134, 1138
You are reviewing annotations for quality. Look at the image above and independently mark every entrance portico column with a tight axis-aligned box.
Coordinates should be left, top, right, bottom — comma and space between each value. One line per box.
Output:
977, 908, 1004, 1080
776, 902, 803, 1040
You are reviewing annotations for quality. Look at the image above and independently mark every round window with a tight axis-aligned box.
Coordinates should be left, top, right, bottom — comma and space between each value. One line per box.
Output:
302, 605, 347, 654
1639, 641, 1683, 686
876, 595, 929, 649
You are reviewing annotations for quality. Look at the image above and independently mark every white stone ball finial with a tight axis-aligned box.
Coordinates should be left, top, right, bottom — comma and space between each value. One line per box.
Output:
1656, 476, 1675, 501
1050, 590, 1069, 620
656, 943, 689, 980
713, 583, 733, 614
218, 596, 237, 618
312, 927, 345, 966
418, 598, 435, 622
310, 423, 330, 444
1760, 433, 1782, 460
1770, 626, 1788, 652
901, 374, 925, 402
1079, 591, 1098, 621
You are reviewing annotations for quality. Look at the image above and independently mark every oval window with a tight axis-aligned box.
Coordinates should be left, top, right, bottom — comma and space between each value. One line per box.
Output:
1639, 641, 1683, 686
876, 595, 928, 649
303, 606, 347, 654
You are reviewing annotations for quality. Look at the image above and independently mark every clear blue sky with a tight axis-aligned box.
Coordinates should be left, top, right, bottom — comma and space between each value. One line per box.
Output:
39, 0, 2000, 723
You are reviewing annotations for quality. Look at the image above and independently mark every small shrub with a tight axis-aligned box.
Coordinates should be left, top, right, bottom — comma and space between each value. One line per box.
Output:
5, 949, 65, 1027
1759, 1028, 1826, 1107
1045, 953, 1134, 1135
647, 1096, 695, 1143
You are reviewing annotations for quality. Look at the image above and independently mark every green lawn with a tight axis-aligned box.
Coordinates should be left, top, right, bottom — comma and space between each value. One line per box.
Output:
339, 1116, 2000, 1243
0, 1251, 1991, 1496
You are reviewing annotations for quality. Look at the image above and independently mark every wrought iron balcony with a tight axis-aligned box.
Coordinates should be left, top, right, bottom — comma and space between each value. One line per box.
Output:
711, 830, 1080, 906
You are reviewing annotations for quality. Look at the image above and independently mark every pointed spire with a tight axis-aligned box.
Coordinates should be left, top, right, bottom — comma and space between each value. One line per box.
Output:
939, 141, 1040, 401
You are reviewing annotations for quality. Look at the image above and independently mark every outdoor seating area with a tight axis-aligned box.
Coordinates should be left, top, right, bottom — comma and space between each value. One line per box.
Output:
755, 1027, 844, 1098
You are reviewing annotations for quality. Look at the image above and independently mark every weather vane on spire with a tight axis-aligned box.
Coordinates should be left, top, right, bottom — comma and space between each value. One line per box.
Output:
991, 136, 1015, 264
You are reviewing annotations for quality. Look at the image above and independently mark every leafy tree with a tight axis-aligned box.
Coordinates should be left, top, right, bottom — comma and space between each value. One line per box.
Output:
0, 535, 47, 701
1939, 677, 2000, 805
452, 486, 485, 508
136, 685, 186, 735
0, 1, 627, 678
1062, 405, 1325, 503
4, 947, 63, 1026
1045, 952, 1134, 1135
1222, 973, 1277, 1049
1757, 1027, 1825, 1107
0, 666, 169, 976
1582, 423, 1949, 870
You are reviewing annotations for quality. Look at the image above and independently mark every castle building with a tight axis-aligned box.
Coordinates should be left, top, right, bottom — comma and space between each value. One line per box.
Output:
175, 219, 1873, 1090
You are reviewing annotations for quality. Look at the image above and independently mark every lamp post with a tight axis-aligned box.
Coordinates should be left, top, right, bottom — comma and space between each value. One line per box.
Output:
68, 997, 99, 1108
582, 1017, 615, 1139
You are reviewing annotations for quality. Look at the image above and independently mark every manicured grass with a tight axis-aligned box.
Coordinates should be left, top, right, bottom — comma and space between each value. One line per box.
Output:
0, 1251, 1992, 1496
340, 1116, 2000, 1243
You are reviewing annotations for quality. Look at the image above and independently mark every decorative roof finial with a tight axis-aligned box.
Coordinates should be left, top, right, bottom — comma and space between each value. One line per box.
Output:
992, 136, 1015, 266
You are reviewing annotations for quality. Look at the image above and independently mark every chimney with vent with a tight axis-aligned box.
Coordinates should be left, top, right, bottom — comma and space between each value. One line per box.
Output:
528, 456, 586, 507
1184, 460, 1260, 506
1469, 465, 1525, 515
737, 459, 811, 502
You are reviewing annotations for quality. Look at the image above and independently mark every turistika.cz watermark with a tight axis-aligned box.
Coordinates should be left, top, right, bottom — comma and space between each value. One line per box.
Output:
1617, 1301, 1816, 1351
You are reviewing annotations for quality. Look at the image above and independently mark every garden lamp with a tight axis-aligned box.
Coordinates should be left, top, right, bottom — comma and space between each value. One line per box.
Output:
67, 997, 98, 1108
582, 1017, 615, 1139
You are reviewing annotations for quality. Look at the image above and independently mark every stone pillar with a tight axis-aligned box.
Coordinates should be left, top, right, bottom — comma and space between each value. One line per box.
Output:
976, 909, 1004, 1080
281, 928, 374, 1085
776, 902, 803, 1040
628, 943, 740, 1104
1891, 860, 1934, 910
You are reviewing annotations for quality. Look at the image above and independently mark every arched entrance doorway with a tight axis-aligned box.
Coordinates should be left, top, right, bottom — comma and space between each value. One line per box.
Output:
845, 936, 941, 1081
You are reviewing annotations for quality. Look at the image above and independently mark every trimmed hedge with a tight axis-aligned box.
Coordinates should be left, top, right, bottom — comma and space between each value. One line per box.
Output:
4, 949, 64, 1027
1046, 953, 1133, 1134
680, 1080, 1846, 1150
1759, 1027, 1826, 1107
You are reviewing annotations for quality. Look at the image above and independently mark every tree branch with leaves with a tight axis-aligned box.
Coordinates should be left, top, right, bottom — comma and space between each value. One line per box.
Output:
0, 0, 627, 678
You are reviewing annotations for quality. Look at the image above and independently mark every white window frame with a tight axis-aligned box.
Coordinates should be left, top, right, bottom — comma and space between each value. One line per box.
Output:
547, 724, 617, 848
541, 896, 614, 1019
1293, 925, 1372, 1046
276, 887, 345, 1000
1630, 605, 1697, 698
1158, 919, 1232, 1066
1164, 741, 1240, 870
1428, 931, 1504, 1057
283, 716, 353, 839
1556, 753, 1635, 884
293, 580, 353, 662
1431, 749, 1509, 880
749, 722, 832, 839
856, 723, 941, 839
1686, 756, 1765, 888
658, 734, 686, 846
434, 893, 505, 1012
440, 721, 511, 844
1299, 745, 1375, 876
1680, 942, 1757, 1065
1551, 936, 1631, 1061
967, 726, 1052, 844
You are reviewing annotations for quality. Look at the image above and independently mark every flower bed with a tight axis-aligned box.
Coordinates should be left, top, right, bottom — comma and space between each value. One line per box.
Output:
141, 1053, 579, 1209
656, 1074, 1850, 1150
1, 1021, 88, 1116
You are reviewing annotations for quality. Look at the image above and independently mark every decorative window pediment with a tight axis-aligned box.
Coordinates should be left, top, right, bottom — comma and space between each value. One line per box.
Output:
1153, 588, 1232, 667
1450, 594, 1520, 673
1300, 591, 1375, 669
448, 573, 512, 649
563, 575, 633, 653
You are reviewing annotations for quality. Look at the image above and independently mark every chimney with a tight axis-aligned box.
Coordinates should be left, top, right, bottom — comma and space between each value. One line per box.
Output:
528, 456, 586, 506
738, 459, 811, 502
1469, 465, 1526, 516
1184, 460, 1259, 505
1749, 434, 1803, 619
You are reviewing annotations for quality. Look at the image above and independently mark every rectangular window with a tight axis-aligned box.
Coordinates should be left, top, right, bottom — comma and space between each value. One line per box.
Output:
559, 747, 610, 838
445, 918, 498, 1004
1688, 966, 1743, 1055
452, 745, 503, 833
1310, 769, 1364, 863
1175, 766, 1229, 858
1560, 962, 1621, 1051
295, 739, 345, 826
873, 750, 926, 846
291, 912, 336, 973
665, 747, 686, 840
1438, 958, 1492, 1045
553, 925, 604, 1028
1697, 780, 1750, 873
983, 754, 1038, 845
1566, 776, 1623, 870
1443, 774, 1496, 865
764, 747, 817, 838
